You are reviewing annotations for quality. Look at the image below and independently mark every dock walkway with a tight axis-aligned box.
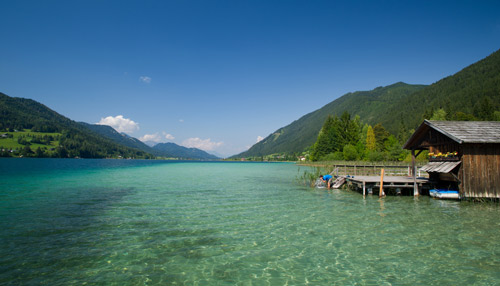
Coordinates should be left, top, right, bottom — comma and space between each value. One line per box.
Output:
341, 175, 429, 196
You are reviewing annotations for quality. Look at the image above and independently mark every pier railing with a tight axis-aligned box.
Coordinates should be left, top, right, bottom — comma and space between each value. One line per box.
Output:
330, 164, 426, 177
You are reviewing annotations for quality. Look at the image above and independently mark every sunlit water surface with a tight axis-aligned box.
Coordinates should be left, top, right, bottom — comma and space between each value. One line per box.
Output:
1, 159, 499, 285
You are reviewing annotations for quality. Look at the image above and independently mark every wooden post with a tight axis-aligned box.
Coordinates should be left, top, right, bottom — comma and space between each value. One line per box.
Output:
363, 181, 366, 196
379, 168, 385, 197
412, 149, 419, 196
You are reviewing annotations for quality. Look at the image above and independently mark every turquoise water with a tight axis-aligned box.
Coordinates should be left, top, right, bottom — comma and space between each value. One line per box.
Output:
1, 159, 499, 285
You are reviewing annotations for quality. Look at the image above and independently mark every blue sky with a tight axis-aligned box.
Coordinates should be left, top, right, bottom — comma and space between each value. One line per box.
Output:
1, 1, 500, 157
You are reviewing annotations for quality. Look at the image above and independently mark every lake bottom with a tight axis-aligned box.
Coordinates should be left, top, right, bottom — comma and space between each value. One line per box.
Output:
1, 159, 499, 285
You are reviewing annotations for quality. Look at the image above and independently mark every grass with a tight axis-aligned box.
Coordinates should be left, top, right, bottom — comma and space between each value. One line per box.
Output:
295, 165, 334, 188
0, 129, 61, 151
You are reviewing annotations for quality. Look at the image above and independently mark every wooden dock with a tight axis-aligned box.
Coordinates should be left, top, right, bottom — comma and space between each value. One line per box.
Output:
341, 175, 429, 196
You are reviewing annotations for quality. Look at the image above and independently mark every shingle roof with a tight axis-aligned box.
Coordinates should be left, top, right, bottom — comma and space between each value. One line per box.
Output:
404, 120, 500, 149
426, 120, 500, 143
420, 161, 461, 173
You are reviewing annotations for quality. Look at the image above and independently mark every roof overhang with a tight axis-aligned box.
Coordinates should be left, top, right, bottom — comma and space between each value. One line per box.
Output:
420, 161, 461, 173
403, 120, 462, 150
404, 120, 500, 150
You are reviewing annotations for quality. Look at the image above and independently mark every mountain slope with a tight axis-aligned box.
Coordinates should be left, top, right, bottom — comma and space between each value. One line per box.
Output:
234, 82, 426, 157
153, 143, 219, 160
381, 49, 500, 132
80, 123, 165, 155
0, 92, 152, 158
235, 48, 500, 158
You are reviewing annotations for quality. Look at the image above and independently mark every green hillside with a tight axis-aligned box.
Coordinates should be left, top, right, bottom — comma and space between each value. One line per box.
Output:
0, 93, 153, 158
234, 82, 426, 157
380, 49, 500, 132
234, 48, 500, 158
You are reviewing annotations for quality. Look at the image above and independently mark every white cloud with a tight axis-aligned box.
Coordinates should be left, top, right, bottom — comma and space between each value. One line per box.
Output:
164, 133, 175, 140
139, 76, 152, 83
257, 136, 264, 143
139, 132, 175, 143
182, 137, 224, 151
97, 115, 139, 134
179, 119, 184, 123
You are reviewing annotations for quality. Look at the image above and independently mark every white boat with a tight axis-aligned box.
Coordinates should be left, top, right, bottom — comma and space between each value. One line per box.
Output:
429, 189, 460, 199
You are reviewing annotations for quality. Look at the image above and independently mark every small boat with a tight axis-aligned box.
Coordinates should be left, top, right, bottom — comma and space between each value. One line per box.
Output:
429, 189, 460, 199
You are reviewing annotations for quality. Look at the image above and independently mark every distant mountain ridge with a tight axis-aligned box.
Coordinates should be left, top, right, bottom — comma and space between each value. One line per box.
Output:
81, 122, 219, 159
82, 123, 220, 160
234, 48, 500, 158
153, 142, 219, 160
80, 122, 158, 153
0, 92, 220, 160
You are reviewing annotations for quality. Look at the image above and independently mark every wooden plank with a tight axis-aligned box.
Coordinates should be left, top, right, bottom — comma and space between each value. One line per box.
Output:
496, 145, 500, 198
464, 150, 471, 198
331, 177, 346, 189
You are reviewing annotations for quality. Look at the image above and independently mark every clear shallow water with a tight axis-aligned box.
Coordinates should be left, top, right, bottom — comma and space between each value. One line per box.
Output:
1, 159, 499, 285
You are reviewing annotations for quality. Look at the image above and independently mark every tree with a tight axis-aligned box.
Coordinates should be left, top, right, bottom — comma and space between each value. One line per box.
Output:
20, 145, 33, 157
366, 125, 376, 151
451, 111, 476, 121
385, 135, 406, 161
373, 123, 389, 152
494, 111, 500, 121
423, 107, 434, 120
311, 115, 338, 160
367, 150, 384, 162
473, 96, 495, 120
338, 111, 360, 148
430, 108, 447, 120
343, 144, 359, 161
311, 112, 362, 161
35, 147, 45, 158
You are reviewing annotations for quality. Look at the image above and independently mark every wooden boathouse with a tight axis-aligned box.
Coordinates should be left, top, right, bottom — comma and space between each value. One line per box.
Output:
403, 120, 500, 199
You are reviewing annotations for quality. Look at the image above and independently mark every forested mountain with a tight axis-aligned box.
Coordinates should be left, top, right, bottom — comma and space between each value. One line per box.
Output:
0, 92, 220, 159
234, 82, 426, 158
234, 49, 500, 158
0, 93, 73, 133
80, 123, 164, 156
380, 49, 500, 132
84, 123, 220, 160
0, 93, 153, 158
153, 143, 219, 160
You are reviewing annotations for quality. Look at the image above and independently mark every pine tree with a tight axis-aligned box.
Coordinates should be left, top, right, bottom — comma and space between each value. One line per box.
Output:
366, 125, 376, 151
430, 108, 447, 120
311, 115, 337, 160
373, 123, 390, 151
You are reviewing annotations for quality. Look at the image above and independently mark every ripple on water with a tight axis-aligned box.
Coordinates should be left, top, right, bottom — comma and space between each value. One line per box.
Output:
1, 160, 500, 285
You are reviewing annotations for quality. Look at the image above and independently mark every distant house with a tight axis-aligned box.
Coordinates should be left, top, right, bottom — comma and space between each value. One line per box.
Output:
404, 120, 500, 199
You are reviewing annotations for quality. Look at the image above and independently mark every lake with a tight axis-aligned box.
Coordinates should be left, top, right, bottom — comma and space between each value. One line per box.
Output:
1, 159, 499, 285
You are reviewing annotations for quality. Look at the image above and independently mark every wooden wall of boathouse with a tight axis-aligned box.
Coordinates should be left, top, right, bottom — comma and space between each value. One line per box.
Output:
460, 143, 500, 198
426, 129, 462, 155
